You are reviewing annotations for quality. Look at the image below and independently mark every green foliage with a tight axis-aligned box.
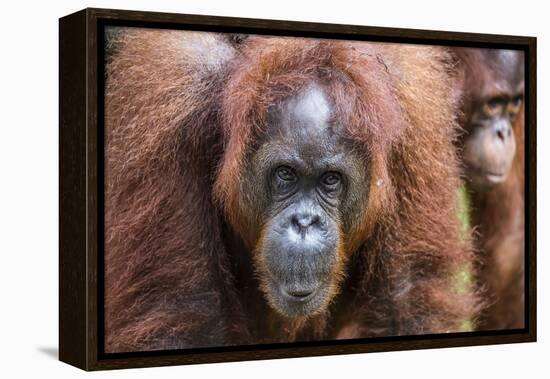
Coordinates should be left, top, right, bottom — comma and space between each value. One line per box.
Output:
453, 268, 473, 295
457, 183, 471, 241
460, 319, 474, 332
454, 183, 475, 331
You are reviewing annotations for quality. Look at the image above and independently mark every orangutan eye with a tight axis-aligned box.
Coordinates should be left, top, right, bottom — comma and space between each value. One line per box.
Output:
483, 98, 504, 117
508, 95, 523, 113
511, 95, 523, 107
275, 166, 297, 182
321, 172, 342, 187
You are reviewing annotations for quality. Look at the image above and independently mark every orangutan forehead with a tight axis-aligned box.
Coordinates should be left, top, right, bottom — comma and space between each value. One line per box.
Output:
266, 83, 334, 137
259, 83, 357, 170
487, 50, 524, 86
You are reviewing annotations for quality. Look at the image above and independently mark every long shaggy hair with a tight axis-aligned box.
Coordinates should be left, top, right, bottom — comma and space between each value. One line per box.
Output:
470, 106, 525, 330
452, 47, 525, 330
104, 29, 480, 352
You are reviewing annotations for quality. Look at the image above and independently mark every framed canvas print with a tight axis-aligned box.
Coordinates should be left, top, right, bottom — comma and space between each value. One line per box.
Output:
59, 8, 537, 371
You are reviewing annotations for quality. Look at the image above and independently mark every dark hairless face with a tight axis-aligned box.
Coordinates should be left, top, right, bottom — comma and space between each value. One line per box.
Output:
463, 50, 524, 190
247, 84, 370, 317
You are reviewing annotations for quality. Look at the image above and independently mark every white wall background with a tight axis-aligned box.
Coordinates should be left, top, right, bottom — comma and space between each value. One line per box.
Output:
0, 0, 547, 377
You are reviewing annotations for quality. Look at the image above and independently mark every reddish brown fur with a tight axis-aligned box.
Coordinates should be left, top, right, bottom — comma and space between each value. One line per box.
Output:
453, 48, 525, 330
470, 107, 525, 330
104, 29, 479, 352
104, 29, 242, 352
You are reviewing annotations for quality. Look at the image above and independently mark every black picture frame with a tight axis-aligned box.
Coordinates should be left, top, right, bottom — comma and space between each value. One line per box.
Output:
59, 7, 537, 371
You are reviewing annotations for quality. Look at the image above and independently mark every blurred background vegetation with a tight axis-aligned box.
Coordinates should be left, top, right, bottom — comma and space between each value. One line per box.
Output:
455, 184, 474, 331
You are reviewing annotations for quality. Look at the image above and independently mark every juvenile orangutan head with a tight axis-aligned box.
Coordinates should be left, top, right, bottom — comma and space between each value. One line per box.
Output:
455, 48, 524, 190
